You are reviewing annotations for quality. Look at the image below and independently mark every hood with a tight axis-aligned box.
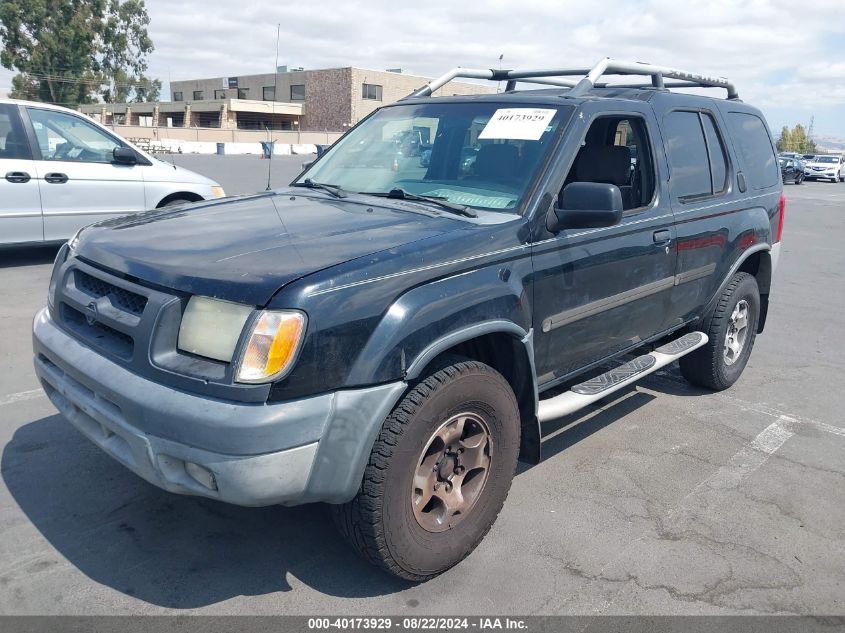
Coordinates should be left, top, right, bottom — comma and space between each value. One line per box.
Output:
75, 191, 464, 305
146, 159, 218, 186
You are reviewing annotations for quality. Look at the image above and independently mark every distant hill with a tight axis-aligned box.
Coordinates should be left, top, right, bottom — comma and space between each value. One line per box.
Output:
814, 135, 845, 153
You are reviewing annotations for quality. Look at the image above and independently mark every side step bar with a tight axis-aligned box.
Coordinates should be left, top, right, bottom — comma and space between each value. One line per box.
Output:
537, 332, 708, 423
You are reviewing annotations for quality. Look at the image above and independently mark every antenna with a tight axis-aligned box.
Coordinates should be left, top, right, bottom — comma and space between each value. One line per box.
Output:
266, 23, 281, 191
497, 54, 504, 93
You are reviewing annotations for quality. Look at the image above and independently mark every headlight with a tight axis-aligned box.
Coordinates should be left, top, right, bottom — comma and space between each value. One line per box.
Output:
177, 296, 253, 362
48, 229, 81, 308
47, 243, 70, 309
235, 310, 306, 383
211, 186, 226, 198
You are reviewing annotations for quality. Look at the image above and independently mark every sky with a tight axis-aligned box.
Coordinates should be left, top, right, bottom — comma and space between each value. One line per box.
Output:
2, 0, 844, 141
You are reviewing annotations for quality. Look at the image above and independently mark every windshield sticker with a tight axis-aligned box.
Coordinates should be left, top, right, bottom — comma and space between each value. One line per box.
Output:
479, 108, 557, 141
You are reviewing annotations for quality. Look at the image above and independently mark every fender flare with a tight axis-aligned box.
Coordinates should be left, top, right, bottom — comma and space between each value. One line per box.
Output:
405, 319, 542, 464
405, 319, 532, 379
701, 243, 772, 331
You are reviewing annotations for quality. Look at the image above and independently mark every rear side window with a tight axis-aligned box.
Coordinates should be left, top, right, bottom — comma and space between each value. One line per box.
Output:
0, 104, 31, 160
727, 112, 778, 190
664, 111, 711, 200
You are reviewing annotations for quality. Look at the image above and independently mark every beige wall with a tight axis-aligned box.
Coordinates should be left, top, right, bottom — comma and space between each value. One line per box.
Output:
350, 68, 496, 124
104, 125, 340, 145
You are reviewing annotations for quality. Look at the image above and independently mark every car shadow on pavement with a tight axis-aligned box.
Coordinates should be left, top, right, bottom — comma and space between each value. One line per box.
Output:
3, 374, 702, 608
0, 244, 62, 269
2, 414, 411, 608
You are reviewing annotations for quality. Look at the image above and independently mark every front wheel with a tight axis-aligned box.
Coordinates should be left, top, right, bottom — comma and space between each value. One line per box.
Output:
680, 272, 760, 391
332, 359, 520, 581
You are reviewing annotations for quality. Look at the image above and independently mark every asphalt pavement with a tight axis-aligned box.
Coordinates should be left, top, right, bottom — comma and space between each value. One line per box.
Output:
1, 170, 844, 615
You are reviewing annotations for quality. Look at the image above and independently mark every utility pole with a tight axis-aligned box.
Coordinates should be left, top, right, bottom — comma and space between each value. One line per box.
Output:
806, 115, 814, 153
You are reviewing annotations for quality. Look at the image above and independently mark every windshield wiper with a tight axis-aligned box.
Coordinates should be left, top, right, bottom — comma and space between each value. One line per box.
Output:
292, 179, 348, 198
361, 188, 477, 218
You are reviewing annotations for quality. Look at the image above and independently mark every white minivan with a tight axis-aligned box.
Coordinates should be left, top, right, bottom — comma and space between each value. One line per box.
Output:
0, 99, 225, 245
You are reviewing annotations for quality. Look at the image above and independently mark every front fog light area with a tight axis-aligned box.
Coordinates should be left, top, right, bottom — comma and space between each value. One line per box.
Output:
185, 461, 218, 490
177, 296, 253, 362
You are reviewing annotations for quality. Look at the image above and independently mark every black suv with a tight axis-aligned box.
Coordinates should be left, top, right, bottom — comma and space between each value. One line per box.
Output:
33, 59, 784, 581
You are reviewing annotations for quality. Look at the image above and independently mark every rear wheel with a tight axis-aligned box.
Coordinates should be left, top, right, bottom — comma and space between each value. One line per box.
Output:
680, 272, 760, 390
332, 359, 520, 581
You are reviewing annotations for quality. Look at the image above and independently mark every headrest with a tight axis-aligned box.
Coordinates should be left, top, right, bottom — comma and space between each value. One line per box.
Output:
575, 145, 631, 186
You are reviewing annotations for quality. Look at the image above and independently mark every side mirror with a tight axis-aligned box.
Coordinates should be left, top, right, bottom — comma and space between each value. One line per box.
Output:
113, 146, 138, 165
546, 182, 624, 233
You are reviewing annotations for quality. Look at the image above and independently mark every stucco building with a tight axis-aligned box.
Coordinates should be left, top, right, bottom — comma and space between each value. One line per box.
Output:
80, 67, 496, 132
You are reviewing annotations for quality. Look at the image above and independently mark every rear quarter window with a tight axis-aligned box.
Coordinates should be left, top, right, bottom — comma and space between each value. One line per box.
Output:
727, 112, 778, 190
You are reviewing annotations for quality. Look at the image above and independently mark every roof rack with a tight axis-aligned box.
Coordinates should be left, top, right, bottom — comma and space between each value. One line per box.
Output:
408, 57, 739, 100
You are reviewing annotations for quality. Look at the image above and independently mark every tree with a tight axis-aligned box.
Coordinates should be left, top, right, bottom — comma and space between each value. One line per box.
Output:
131, 74, 161, 102
776, 126, 792, 153
100, 0, 154, 102
775, 123, 818, 154
0, 0, 155, 107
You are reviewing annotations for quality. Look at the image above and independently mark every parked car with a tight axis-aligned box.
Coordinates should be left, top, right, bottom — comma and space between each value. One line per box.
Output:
33, 59, 783, 581
779, 156, 804, 184
803, 154, 845, 182
0, 99, 225, 245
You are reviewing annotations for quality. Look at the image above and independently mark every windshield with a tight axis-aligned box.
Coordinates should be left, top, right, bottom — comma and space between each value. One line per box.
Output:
297, 102, 572, 212
814, 156, 838, 163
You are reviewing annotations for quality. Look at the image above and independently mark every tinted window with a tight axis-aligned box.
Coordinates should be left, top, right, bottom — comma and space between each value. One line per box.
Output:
701, 113, 728, 193
664, 111, 711, 199
193, 90, 204, 100
0, 105, 31, 160
290, 84, 305, 100
728, 112, 777, 189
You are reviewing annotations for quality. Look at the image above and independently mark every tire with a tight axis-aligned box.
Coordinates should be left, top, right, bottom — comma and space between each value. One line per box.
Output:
795, 173, 802, 184
679, 272, 760, 391
332, 359, 520, 581
162, 198, 195, 207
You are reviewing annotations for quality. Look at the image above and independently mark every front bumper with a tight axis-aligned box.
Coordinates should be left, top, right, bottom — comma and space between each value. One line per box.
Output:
33, 308, 406, 506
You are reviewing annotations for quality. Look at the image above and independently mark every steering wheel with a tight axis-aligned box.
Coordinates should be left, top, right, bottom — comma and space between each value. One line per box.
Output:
53, 142, 75, 160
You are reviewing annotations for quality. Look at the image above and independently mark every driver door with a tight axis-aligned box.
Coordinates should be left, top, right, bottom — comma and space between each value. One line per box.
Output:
24, 106, 145, 241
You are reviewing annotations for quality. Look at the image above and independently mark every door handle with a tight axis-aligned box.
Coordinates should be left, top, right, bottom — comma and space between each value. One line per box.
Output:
45, 172, 69, 184
5, 171, 31, 184
653, 229, 671, 243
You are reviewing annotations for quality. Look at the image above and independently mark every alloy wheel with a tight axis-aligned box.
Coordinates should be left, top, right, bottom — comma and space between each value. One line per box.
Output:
724, 299, 750, 366
411, 412, 493, 532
